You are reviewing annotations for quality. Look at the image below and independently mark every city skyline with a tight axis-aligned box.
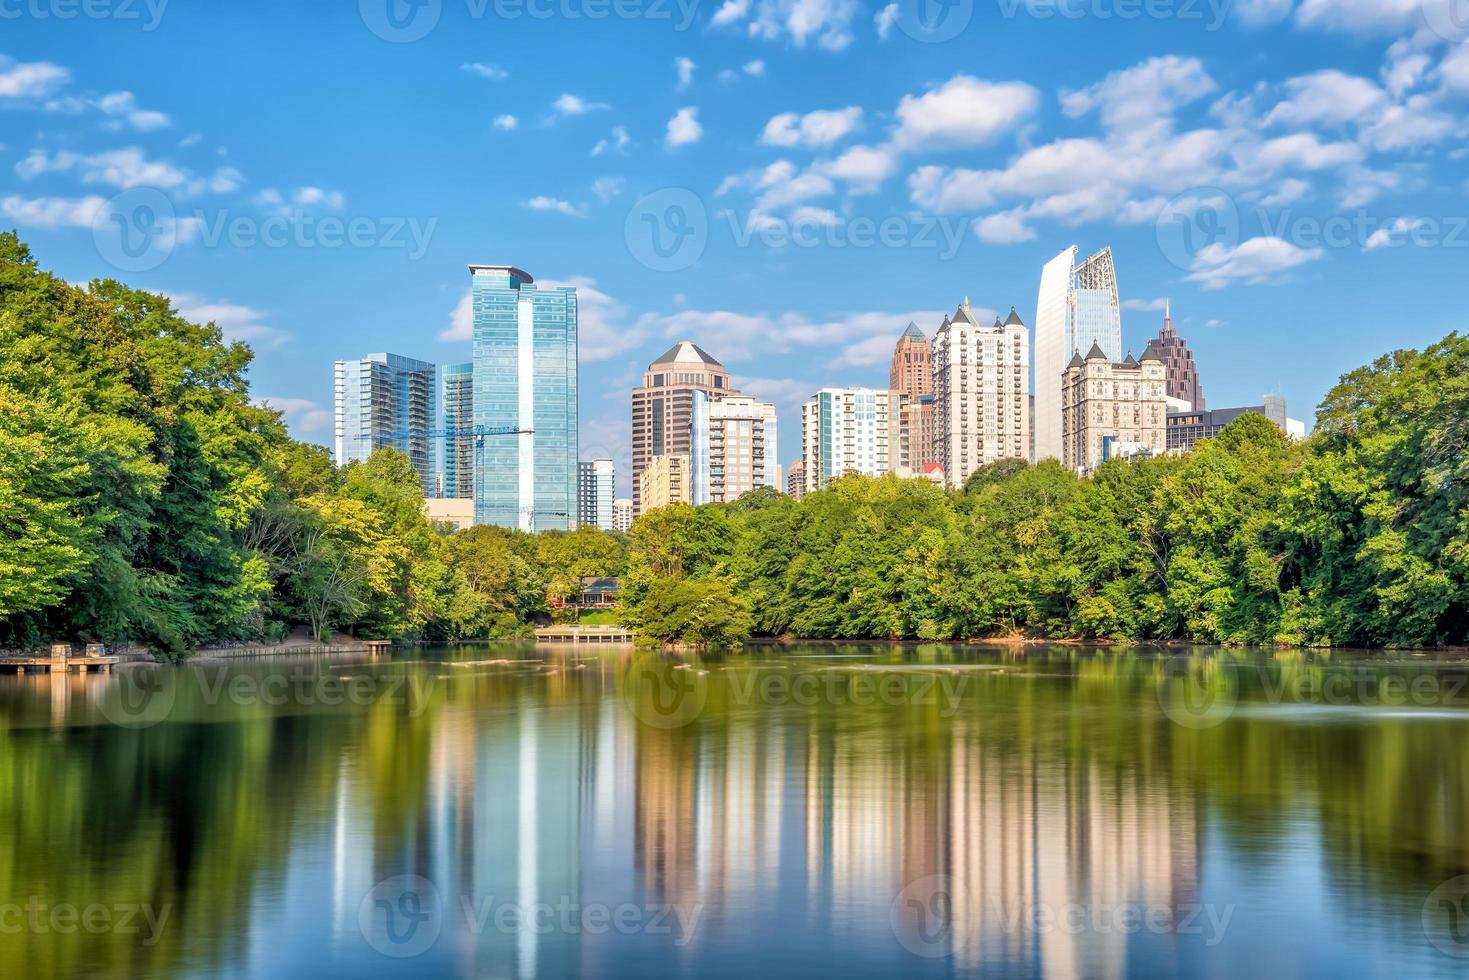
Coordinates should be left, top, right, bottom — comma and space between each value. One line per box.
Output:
11, 7, 1465, 502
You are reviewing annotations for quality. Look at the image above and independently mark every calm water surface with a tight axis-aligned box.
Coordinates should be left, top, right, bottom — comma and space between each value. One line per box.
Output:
2, 643, 1468, 978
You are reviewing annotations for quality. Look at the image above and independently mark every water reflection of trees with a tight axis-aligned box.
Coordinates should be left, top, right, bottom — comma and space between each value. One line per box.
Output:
0, 645, 1464, 976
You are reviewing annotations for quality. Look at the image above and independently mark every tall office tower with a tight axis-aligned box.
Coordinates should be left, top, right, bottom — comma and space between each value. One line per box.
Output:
1062, 342, 1167, 474
334, 352, 437, 493
639, 453, 691, 511
690, 391, 779, 505
932, 301, 1031, 489
470, 265, 577, 531
890, 321, 937, 474
613, 498, 634, 533
1152, 303, 1206, 412
786, 459, 805, 499
890, 322, 933, 397
631, 341, 735, 515
800, 387, 897, 494
1034, 245, 1123, 461
435, 362, 474, 499
578, 458, 616, 530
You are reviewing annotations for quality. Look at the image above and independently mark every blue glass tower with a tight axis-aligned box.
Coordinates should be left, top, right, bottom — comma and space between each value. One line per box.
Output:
333, 352, 437, 494
470, 265, 577, 531
435, 362, 474, 499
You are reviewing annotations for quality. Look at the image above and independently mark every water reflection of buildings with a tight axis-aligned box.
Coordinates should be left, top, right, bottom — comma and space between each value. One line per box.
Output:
325, 663, 1200, 979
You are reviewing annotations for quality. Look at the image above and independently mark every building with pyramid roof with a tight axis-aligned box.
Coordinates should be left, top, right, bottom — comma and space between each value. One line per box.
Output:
890, 320, 938, 475
631, 341, 736, 515
1152, 303, 1206, 412
1061, 339, 1168, 475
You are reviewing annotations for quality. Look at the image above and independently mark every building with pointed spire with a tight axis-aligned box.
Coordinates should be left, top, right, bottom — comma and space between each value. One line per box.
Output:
1034, 245, 1123, 463
1152, 302, 1206, 412
889, 321, 937, 475
932, 299, 1031, 489
631, 341, 736, 515
1061, 341, 1168, 474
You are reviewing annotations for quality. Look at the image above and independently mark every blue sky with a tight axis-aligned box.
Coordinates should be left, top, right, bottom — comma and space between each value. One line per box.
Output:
4, 0, 1468, 493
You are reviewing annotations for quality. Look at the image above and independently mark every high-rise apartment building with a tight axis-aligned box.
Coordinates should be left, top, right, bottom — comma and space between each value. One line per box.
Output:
1152, 304, 1206, 412
639, 454, 691, 511
786, 460, 805, 499
334, 352, 437, 493
1062, 342, 1167, 474
631, 342, 735, 515
470, 265, 577, 531
578, 458, 616, 531
800, 387, 896, 494
690, 392, 779, 505
436, 362, 474, 499
932, 301, 1031, 489
613, 498, 634, 533
890, 322, 933, 398
1035, 246, 1123, 462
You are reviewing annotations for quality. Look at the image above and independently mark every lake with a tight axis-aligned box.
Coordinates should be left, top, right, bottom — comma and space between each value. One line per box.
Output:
1, 643, 1467, 978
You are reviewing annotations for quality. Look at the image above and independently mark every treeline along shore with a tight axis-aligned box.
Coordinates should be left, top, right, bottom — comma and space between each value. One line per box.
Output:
2, 234, 1466, 655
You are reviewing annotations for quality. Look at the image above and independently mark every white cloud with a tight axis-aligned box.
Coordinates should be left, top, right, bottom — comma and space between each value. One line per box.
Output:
254, 186, 347, 215
1258, 177, 1313, 207
893, 76, 1039, 150
0, 56, 70, 100
713, 0, 860, 51
441, 290, 474, 342
1294, 0, 1424, 34
665, 107, 703, 147
523, 196, 589, 217
96, 91, 172, 132
553, 94, 609, 116
592, 176, 625, 203
674, 56, 696, 90
761, 106, 862, 148
1263, 70, 1389, 128
816, 143, 898, 193
1442, 44, 1469, 95
0, 194, 108, 229
592, 125, 632, 156
975, 210, 1036, 244
874, 2, 898, 38
1187, 236, 1324, 288
172, 293, 288, 347
1364, 216, 1428, 249
744, 59, 766, 77
459, 62, 508, 80
15, 147, 190, 190
1061, 56, 1217, 130
493, 114, 518, 131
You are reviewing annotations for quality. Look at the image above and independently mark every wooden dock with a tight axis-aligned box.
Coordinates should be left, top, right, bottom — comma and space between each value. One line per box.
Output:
535, 625, 635, 646
0, 644, 119, 674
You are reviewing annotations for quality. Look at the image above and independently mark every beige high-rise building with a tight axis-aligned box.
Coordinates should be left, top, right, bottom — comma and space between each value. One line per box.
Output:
691, 392, 780, 505
932, 300, 1031, 489
613, 498, 633, 533
786, 460, 805, 499
638, 453, 691, 511
631, 342, 736, 515
1062, 342, 1168, 474
889, 322, 937, 476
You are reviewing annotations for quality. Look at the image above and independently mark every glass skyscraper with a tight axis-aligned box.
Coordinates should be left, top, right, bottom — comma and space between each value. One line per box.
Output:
435, 362, 474, 499
1033, 245, 1123, 462
471, 265, 577, 531
333, 351, 438, 493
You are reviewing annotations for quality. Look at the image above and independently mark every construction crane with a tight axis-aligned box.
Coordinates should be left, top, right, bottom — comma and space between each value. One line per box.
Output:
352, 425, 570, 532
